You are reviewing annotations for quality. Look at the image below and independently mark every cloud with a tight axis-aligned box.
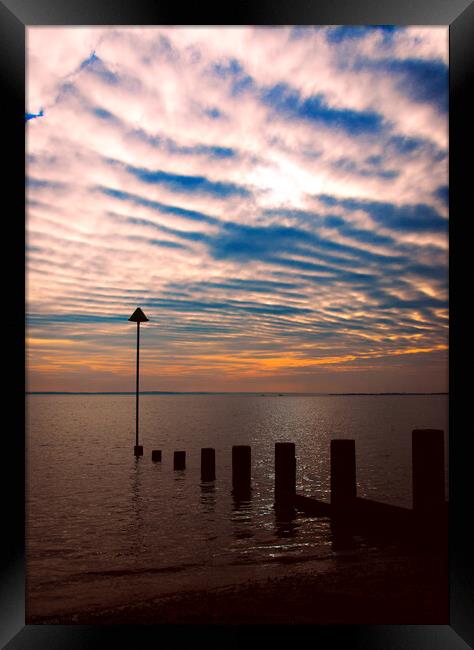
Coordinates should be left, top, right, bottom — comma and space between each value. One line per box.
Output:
261, 82, 386, 135
98, 186, 221, 225
377, 57, 448, 113
325, 26, 400, 45
433, 185, 448, 206
123, 162, 251, 198
318, 194, 447, 233
26, 26, 449, 392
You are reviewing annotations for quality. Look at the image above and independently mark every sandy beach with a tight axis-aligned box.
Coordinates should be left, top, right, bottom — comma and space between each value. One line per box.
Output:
30, 543, 447, 625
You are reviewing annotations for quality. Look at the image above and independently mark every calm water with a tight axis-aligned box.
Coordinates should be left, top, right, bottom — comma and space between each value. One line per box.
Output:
26, 393, 448, 619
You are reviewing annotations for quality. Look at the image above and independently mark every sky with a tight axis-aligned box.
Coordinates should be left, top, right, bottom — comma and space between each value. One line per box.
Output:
26, 26, 448, 393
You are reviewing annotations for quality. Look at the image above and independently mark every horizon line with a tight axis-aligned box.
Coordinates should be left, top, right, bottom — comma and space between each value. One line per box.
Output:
26, 390, 449, 396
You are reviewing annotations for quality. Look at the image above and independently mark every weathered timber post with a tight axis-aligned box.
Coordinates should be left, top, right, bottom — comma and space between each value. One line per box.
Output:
151, 450, 162, 462
174, 450, 186, 470
275, 442, 296, 503
330, 439, 357, 512
232, 445, 251, 493
412, 429, 445, 515
201, 448, 216, 481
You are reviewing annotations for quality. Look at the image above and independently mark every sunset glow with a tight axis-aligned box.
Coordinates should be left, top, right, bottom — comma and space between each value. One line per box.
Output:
26, 26, 448, 392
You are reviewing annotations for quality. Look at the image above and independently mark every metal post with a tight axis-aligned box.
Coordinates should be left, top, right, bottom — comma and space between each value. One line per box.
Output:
128, 307, 148, 456
136, 321, 140, 448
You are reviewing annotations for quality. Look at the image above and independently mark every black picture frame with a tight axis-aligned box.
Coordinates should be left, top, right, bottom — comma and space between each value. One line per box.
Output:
2, 0, 472, 647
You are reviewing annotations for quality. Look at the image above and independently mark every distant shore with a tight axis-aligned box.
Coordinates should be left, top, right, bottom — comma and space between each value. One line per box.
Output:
29, 544, 448, 625
26, 391, 448, 396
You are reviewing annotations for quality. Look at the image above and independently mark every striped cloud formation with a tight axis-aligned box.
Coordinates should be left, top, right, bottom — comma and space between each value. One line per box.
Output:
26, 26, 448, 392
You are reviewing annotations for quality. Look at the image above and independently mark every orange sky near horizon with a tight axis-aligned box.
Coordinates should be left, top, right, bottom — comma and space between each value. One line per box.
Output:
26, 26, 448, 393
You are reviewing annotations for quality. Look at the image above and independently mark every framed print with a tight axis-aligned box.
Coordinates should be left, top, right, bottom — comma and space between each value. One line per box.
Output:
1, 0, 473, 647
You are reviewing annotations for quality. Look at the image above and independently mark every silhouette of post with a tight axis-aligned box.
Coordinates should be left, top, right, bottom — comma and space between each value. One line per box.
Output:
174, 451, 186, 470
201, 448, 216, 481
412, 429, 445, 514
330, 439, 356, 511
275, 442, 296, 503
128, 307, 149, 456
232, 445, 251, 493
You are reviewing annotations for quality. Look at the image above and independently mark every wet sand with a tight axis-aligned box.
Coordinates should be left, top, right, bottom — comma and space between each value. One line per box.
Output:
31, 545, 448, 625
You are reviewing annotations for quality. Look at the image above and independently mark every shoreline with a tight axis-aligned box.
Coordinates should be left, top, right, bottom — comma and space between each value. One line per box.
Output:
29, 544, 448, 625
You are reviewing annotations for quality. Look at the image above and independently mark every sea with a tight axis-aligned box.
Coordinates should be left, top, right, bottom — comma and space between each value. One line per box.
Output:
26, 393, 449, 620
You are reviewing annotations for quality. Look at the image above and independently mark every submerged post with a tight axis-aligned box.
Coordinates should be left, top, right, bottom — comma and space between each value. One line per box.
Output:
275, 442, 296, 502
201, 448, 216, 481
174, 450, 186, 470
330, 439, 356, 511
128, 307, 149, 456
412, 429, 445, 514
232, 445, 251, 493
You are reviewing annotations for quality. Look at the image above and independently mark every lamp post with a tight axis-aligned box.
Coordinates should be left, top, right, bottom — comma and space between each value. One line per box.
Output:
128, 307, 149, 456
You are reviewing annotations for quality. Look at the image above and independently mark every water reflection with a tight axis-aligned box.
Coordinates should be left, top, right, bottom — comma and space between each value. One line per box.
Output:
199, 481, 216, 512
28, 394, 448, 620
330, 521, 358, 551
274, 503, 298, 538
171, 469, 187, 517
130, 456, 145, 557
231, 487, 252, 507
231, 489, 253, 540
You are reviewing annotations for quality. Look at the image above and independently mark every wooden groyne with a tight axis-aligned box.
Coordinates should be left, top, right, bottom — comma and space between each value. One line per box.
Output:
201, 447, 216, 481
173, 450, 186, 470
145, 429, 447, 542
283, 429, 448, 542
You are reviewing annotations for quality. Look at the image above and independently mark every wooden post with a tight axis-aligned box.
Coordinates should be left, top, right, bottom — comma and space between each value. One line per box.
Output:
412, 429, 445, 514
152, 450, 162, 462
174, 450, 186, 470
330, 439, 356, 511
275, 442, 296, 502
201, 448, 216, 481
232, 445, 251, 492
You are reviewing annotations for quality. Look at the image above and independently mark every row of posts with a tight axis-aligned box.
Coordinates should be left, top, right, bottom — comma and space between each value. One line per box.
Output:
149, 446, 248, 488
143, 429, 445, 514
